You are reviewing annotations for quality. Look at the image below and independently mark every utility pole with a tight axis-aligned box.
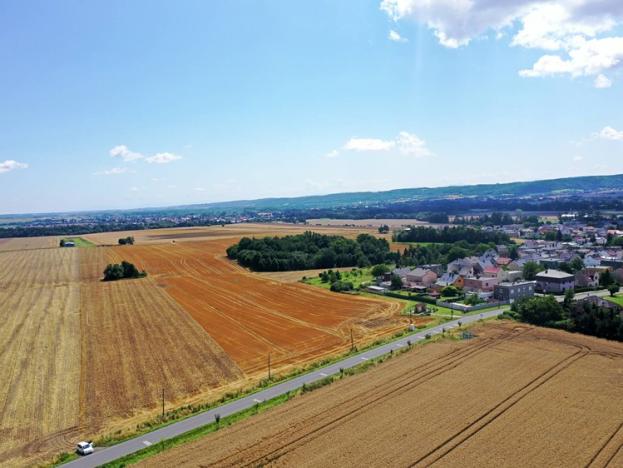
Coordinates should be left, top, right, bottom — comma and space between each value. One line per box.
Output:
268, 352, 271, 380
161, 388, 165, 418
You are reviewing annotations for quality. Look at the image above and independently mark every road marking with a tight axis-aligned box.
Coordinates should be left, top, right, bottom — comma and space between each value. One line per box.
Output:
253, 398, 262, 403
142, 440, 152, 446
360, 357, 369, 361
319, 372, 327, 377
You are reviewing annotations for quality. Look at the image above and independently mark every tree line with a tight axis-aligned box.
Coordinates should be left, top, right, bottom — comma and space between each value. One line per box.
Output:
506, 293, 623, 341
393, 226, 511, 245
226, 232, 394, 271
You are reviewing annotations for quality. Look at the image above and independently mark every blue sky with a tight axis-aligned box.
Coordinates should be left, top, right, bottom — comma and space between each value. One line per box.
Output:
1, 0, 622, 214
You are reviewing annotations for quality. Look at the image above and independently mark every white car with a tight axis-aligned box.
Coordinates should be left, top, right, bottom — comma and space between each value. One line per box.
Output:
76, 441, 94, 456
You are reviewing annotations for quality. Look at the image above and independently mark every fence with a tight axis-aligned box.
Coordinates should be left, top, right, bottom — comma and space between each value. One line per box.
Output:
437, 300, 509, 312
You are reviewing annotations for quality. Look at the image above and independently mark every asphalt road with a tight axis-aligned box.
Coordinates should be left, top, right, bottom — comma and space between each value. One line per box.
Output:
63, 309, 504, 468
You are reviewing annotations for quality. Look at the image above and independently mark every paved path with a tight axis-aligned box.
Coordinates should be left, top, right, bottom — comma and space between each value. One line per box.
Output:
64, 309, 504, 467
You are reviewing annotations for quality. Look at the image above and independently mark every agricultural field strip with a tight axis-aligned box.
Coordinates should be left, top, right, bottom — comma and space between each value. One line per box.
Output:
206, 326, 533, 467
161, 243, 348, 338
136, 324, 623, 468
109, 241, 400, 374
62, 309, 503, 468
0, 248, 81, 466
411, 345, 589, 466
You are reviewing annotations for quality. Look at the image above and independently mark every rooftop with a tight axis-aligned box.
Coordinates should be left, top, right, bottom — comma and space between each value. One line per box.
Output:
535, 269, 574, 279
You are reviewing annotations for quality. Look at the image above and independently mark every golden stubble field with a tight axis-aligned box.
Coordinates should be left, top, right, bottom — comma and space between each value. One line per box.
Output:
139, 322, 623, 468
0, 223, 405, 466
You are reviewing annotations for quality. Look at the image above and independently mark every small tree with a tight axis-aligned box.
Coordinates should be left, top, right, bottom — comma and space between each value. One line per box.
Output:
563, 288, 575, 309
523, 261, 543, 281
215, 413, 221, 428
600, 270, 614, 288
371, 264, 389, 278
609, 284, 620, 296
389, 274, 403, 290
59, 239, 66, 247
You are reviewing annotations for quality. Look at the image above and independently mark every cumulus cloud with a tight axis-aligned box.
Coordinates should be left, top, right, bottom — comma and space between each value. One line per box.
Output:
396, 131, 433, 157
109, 145, 144, 162
381, 0, 623, 85
338, 131, 432, 157
594, 73, 613, 88
389, 29, 408, 42
145, 152, 182, 164
598, 125, 623, 140
0, 160, 28, 174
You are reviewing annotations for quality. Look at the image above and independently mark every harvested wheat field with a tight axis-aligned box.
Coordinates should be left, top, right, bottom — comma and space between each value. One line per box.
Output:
0, 235, 59, 252
0, 245, 243, 466
0, 248, 81, 466
140, 322, 623, 468
106, 239, 404, 375
83, 222, 385, 246
78, 248, 243, 433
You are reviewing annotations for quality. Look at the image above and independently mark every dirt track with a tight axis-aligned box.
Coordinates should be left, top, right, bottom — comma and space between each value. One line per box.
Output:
140, 322, 623, 468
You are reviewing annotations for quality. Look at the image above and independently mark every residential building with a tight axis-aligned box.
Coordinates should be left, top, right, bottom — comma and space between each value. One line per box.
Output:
535, 269, 575, 293
463, 276, 499, 293
493, 281, 535, 302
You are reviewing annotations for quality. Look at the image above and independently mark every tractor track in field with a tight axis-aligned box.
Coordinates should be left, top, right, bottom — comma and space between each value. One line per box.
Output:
207, 327, 531, 467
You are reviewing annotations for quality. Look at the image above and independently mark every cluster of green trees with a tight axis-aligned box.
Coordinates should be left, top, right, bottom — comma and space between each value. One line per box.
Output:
394, 226, 510, 244
103, 261, 147, 281
226, 232, 394, 271
507, 293, 623, 341
396, 241, 497, 266
377, 224, 390, 234
330, 280, 354, 292
118, 236, 135, 245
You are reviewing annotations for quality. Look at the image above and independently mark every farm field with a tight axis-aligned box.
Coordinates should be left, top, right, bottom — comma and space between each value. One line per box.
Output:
83, 223, 383, 246
139, 322, 623, 468
106, 239, 404, 374
0, 223, 408, 465
0, 245, 245, 466
0, 248, 82, 466
0, 235, 59, 252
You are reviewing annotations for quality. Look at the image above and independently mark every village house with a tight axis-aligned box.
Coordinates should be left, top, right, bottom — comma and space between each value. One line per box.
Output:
405, 268, 438, 288
535, 269, 575, 294
493, 280, 535, 302
463, 276, 499, 293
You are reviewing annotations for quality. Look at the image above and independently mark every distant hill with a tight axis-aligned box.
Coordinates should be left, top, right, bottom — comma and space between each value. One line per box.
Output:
181, 174, 623, 211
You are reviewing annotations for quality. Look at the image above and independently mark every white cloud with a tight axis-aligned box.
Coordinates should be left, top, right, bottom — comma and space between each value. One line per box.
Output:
396, 131, 433, 157
339, 131, 432, 157
109, 145, 144, 162
594, 73, 613, 88
145, 152, 182, 164
519, 36, 623, 78
0, 160, 28, 174
389, 29, 408, 42
381, 0, 623, 84
343, 137, 396, 151
94, 167, 131, 176
325, 149, 340, 158
598, 125, 623, 140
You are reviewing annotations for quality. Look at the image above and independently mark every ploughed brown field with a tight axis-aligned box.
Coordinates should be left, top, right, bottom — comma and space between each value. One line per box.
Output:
140, 322, 623, 468
0, 224, 403, 466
